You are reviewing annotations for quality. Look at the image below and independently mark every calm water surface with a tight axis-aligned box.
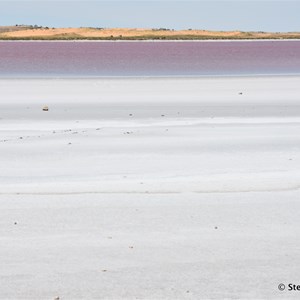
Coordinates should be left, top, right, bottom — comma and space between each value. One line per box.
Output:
0, 41, 300, 77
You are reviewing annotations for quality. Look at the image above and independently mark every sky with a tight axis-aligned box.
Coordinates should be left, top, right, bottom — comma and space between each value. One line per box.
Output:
0, 0, 300, 32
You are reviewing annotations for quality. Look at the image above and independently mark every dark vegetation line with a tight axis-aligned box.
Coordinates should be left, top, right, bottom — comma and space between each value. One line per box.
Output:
1, 35, 300, 40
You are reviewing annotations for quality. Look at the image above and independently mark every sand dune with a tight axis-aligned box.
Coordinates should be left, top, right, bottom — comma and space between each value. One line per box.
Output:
1, 26, 300, 39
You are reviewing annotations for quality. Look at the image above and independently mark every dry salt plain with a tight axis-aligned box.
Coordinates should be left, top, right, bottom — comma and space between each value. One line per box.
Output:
1, 76, 300, 299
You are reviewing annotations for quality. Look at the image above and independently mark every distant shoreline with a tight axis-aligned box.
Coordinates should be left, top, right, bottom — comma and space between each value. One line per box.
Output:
1, 26, 300, 41
1, 38, 300, 41
1, 39, 300, 42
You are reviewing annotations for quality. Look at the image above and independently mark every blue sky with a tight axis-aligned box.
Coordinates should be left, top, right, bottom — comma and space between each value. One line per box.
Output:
1, 1, 299, 32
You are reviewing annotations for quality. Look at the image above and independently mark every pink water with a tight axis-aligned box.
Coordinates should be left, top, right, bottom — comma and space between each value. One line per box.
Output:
0, 41, 300, 77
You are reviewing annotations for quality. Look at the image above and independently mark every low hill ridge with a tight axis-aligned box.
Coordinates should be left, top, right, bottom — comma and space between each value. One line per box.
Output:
1, 26, 299, 40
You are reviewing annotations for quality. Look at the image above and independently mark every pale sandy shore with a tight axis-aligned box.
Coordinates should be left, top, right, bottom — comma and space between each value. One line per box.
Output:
1, 26, 300, 40
1, 77, 300, 299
